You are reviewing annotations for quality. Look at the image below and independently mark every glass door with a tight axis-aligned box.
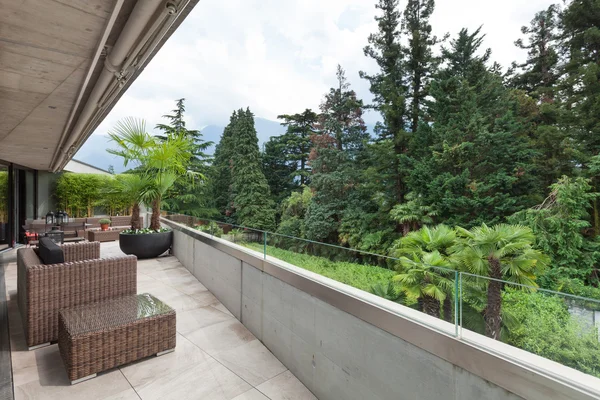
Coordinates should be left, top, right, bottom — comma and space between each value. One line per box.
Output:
0, 164, 8, 251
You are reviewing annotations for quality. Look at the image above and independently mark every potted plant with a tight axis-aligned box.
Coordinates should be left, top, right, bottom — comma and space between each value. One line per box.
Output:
98, 218, 111, 231
108, 117, 195, 259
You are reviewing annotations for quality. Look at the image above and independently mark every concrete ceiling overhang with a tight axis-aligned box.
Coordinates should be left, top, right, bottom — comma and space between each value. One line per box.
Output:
0, 0, 199, 172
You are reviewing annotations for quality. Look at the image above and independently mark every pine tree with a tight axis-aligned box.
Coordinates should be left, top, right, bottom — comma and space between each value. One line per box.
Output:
360, 0, 408, 204
319, 66, 369, 153
305, 69, 368, 243
558, 0, 600, 234
156, 99, 214, 217
559, 0, 600, 161
511, 5, 560, 102
262, 135, 298, 208
211, 111, 239, 220
231, 108, 275, 230
276, 109, 318, 186
412, 28, 538, 226
155, 98, 211, 166
509, 6, 572, 190
402, 0, 444, 134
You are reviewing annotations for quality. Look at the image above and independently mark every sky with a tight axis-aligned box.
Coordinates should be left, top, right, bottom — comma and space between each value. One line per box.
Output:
92, 0, 555, 136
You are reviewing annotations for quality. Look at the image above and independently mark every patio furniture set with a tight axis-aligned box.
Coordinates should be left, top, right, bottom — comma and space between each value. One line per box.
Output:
16, 237, 176, 384
23, 215, 142, 245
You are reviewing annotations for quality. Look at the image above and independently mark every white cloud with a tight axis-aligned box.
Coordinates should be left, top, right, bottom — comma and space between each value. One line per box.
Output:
94, 0, 555, 136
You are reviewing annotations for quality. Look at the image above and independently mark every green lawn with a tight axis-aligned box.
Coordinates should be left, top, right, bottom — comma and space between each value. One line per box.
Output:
244, 243, 396, 292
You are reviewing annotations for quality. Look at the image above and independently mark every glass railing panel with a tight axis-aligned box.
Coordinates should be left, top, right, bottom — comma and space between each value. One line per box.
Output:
459, 273, 600, 377
189, 218, 266, 249
161, 211, 600, 368
262, 232, 459, 336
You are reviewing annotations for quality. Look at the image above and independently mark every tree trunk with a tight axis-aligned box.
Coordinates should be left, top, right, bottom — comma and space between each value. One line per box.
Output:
422, 295, 440, 318
417, 297, 424, 312
131, 203, 141, 230
485, 256, 503, 340
150, 197, 160, 230
402, 222, 410, 236
443, 296, 453, 323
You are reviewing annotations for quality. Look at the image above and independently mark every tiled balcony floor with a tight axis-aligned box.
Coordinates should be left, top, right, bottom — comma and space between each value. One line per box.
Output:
3, 242, 317, 400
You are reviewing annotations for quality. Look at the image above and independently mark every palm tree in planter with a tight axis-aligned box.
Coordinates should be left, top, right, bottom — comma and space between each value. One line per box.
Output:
451, 224, 548, 340
108, 118, 194, 258
115, 173, 152, 230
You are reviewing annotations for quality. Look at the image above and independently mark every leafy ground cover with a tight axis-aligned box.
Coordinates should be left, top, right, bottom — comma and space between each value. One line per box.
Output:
244, 243, 395, 292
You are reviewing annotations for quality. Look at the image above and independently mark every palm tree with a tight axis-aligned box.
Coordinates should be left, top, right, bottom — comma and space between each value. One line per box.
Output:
115, 174, 151, 230
390, 192, 438, 235
393, 225, 456, 321
451, 224, 548, 340
370, 281, 406, 304
108, 118, 195, 230
394, 251, 455, 317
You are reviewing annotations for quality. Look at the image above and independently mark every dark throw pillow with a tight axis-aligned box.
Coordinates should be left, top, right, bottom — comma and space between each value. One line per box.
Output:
38, 236, 65, 264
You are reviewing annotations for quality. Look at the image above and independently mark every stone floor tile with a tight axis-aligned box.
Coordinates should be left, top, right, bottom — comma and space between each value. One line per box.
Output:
11, 343, 63, 387
176, 306, 233, 336
14, 368, 131, 400
231, 389, 270, 400
256, 371, 317, 400
102, 387, 141, 400
191, 290, 220, 307
213, 340, 286, 387
169, 279, 208, 297
209, 302, 234, 317
134, 357, 250, 400
120, 335, 208, 391
185, 319, 255, 356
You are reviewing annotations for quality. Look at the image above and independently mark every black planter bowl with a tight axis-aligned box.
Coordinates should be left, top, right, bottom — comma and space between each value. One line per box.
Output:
119, 230, 173, 259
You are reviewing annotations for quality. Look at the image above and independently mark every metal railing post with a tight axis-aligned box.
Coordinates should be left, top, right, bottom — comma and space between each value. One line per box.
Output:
458, 272, 463, 338
454, 271, 459, 338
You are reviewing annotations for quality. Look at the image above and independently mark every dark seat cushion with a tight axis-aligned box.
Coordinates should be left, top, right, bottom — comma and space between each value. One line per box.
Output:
38, 237, 65, 264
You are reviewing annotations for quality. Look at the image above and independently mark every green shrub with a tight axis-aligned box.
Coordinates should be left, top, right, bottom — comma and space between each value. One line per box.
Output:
503, 289, 600, 377
195, 221, 223, 237
245, 243, 395, 292
98, 218, 111, 224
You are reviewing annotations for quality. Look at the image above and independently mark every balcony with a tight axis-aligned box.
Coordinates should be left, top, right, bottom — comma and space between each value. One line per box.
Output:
2, 221, 600, 400
2, 242, 316, 400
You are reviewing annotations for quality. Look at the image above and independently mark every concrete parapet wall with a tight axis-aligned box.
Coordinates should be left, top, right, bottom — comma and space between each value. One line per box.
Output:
166, 219, 600, 400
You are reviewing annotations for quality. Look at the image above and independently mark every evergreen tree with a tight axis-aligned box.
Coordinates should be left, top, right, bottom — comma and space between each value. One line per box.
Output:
559, 0, 600, 160
156, 98, 211, 166
319, 66, 369, 153
509, 6, 571, 189
401, 0, 443, 134
231, 108, 275, 230
276, 109, 319, 186
211, 111, 239, 220
156, 99, 214, 217
360, 0, 408, 204
559, 0, 600, 233
262, 135, 298, 208
305, 69, 368, 243
411, 28, 538, 226
510, 5, 560, 102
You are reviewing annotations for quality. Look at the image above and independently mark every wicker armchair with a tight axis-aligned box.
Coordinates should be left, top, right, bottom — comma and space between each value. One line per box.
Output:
17, 241, 137, 348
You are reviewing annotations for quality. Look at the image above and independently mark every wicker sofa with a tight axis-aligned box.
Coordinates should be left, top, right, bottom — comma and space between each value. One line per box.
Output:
17, 241, 137, 348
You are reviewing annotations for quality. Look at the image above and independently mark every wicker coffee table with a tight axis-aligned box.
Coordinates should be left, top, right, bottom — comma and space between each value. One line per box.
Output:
58, 293, 176, 384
